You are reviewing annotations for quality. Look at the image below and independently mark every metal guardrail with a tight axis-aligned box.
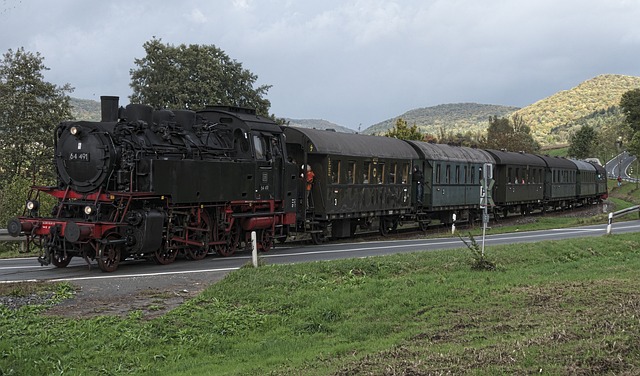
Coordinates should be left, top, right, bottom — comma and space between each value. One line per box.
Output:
607, 205, 640, 234
0, 229, 25, 242
0, 229, 26, 252
612, 205, 640, 219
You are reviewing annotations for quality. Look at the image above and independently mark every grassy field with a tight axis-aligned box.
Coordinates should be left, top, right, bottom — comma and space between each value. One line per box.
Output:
2, 232, 640, 375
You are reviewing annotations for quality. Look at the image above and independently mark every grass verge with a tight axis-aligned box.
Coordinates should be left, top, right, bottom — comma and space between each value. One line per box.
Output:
2, 233, 640, 375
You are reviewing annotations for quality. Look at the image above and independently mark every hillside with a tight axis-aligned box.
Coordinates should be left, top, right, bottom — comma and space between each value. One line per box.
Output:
284, 118, 354, 133
516, 74, 640, 143
362, 103, 519, 136
70, 97, 101, 121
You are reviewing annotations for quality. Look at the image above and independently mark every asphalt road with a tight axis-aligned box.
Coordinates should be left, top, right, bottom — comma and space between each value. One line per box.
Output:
2, 219, 639, 291
607, 151, 638, 181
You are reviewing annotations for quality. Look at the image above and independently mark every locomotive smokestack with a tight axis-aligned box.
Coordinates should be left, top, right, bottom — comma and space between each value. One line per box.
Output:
100, 96, 120, 122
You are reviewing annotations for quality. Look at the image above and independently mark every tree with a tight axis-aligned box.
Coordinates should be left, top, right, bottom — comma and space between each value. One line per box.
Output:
568, 125, 598, 159
620, 88, 640, 157
620, 89, 640, 132
482, 115, 540, 153
130, 38, 272, 115
383, 118, 423, 140
0, 48, 73, 186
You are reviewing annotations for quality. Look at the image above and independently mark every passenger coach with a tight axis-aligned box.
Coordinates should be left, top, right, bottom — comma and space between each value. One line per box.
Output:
408, 142, 494, 224
283, 127, 418, 242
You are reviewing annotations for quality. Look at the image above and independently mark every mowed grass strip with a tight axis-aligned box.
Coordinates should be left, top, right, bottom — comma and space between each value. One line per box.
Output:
2, 233, 640, 375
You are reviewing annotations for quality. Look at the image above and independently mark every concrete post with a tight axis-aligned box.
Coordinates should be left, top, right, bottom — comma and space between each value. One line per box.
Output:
251, 231, 258, 267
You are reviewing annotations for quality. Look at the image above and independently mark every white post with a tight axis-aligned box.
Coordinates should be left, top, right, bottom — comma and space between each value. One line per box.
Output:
451, 213, 457, 234
251, 231, 258, 267
607, 212, 613, 235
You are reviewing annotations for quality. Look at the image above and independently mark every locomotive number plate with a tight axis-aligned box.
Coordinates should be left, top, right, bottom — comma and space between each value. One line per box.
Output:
69, 152, 90, 162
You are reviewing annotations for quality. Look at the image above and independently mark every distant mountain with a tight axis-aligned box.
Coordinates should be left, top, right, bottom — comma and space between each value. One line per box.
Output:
70, 97, 101, 121
515, 74, 640, 143
362, 103, 519, 136
284, 118, 355, 133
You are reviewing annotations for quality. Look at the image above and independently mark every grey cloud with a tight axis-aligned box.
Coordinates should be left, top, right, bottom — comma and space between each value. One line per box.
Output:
1, 0, 639, 128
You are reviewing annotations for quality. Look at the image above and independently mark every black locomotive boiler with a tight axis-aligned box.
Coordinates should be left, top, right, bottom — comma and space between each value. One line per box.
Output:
8, 97, 297, 271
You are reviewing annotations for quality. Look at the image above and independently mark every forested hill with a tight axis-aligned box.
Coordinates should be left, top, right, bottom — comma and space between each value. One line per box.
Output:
362, 103, 520, 136
516, 74, 640, 143
70, 98, 101, 121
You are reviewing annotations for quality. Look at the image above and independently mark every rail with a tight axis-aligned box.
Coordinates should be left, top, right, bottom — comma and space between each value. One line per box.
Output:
607, 205, 640, 234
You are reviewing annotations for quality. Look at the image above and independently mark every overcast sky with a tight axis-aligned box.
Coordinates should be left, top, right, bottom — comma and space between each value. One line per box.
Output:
2, 0, 639, 130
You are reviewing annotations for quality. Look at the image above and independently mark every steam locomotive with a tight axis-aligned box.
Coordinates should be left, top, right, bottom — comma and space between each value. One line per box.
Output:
8, 96, 608, 271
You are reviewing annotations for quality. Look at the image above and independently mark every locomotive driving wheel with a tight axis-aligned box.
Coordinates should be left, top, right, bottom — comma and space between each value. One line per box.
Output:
186, 211, 211, 261
259, 228, 274, 252
215, 222, 240, 257
98, 234, 122, 272
153, 243, 177, 265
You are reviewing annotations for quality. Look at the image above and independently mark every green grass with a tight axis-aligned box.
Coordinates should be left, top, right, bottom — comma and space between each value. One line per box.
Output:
543, 146, 569, 157
2, 234, 640, 375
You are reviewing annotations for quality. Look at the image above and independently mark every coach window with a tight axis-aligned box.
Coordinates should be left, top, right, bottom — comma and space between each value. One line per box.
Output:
363, 162, 372, 183
378, 163, 385, 184
445, 165, 451, 184
347, 161, 356, 184
508, 168, 513, 184
390, 163, 397, 184
435, 164, 441, 184
402, 163, 410, 184
463, 166, 468, 184
253, 135, 266, 160
471, 166, 476, 184
455, 166, 460, 184
330, 160, 341, 184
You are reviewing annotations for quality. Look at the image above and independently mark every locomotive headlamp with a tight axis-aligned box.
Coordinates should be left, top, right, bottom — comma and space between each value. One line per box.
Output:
26, 200, 39, 211
83, 205, 94, 215
69, 126, 81, 136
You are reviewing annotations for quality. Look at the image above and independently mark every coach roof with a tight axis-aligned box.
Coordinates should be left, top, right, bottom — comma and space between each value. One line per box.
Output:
569, 159, 597, 172
485, 149, 546, 166
283, 127, 419, 159
409, 141, 494, 164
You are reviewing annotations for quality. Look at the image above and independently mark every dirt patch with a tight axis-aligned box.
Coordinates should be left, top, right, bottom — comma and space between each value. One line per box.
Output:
0, 271, 227, 319
43, 285, 206, 319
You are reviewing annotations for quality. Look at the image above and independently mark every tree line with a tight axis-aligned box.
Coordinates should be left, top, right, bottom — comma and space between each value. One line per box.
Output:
383, 114, 541, 154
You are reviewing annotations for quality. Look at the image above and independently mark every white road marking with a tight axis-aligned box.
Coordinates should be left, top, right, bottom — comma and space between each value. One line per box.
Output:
1, 267, 239, 284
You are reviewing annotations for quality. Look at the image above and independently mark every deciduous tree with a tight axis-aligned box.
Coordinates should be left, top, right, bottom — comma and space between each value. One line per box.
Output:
383, 118, 423, 140
483, 115, 540, 153
568, 125, 597, 159
0, 47, 73, 185
620, 88, 640, 157
0, 48, 72, 224
130, 38, 272, 115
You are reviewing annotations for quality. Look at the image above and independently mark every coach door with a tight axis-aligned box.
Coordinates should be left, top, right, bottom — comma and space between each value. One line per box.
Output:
252, 132, 275, 200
